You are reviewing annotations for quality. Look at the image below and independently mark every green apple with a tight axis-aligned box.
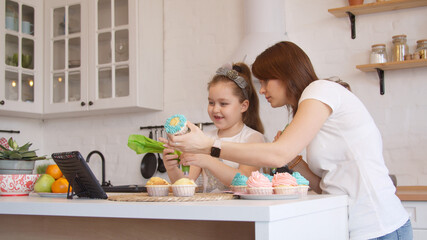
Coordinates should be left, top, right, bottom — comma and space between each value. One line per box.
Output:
34, 174, 55, 193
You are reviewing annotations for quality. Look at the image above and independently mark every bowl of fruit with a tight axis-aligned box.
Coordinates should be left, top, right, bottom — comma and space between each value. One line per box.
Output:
34, 164, 72, 197
0, 174, 41, 196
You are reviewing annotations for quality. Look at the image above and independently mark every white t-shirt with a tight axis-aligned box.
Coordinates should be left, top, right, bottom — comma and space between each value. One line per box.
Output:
198, 124, 265, 193
299, 80, 408, 240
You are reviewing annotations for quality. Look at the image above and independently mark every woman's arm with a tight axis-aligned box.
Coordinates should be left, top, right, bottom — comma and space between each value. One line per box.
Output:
172, 99, 332, 168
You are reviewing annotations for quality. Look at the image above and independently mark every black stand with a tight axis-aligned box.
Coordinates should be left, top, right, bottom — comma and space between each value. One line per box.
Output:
52, 151, 108, 199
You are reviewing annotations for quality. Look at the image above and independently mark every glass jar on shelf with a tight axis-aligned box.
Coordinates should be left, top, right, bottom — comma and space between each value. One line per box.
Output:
391, 34, 409, 62
415, 39, 427, 60
370, 44, 387, 64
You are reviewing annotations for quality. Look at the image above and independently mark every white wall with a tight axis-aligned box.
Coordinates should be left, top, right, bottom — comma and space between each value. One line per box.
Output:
1, 0, 426, 186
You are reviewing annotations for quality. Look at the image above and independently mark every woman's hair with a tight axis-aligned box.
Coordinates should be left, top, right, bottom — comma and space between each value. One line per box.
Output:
252, 41, 351, 116
208, 62, 264, 134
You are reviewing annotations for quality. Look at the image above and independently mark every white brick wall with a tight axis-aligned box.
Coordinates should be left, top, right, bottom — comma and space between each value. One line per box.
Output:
1, 0, 426, 186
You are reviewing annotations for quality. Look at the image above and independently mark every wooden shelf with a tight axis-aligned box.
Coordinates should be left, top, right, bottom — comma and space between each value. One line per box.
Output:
328, 0, 427, 18
356, 59, 427, 72
396, 186, 427, 201
356, 59, 427, 95
328, 0, 427, 39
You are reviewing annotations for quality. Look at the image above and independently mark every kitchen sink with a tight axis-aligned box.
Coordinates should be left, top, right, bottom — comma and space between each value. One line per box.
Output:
102, 185, 146, 193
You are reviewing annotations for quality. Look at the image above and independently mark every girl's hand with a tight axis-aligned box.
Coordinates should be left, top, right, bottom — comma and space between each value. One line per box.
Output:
162, 147, 180, 171
180, 153, 212, 169
167, 122, 214, 154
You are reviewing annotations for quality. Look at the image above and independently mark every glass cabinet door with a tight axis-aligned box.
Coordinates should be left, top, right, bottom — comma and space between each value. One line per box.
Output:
96, 0, 129, 100
2, 0, 37, 109
49, 4, 82, 104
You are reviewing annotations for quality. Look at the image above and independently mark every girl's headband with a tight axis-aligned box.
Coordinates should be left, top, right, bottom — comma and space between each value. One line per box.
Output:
215, 67, 248, 99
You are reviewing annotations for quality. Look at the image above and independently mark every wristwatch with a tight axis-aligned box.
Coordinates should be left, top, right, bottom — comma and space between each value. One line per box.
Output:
210, 139, 221, 158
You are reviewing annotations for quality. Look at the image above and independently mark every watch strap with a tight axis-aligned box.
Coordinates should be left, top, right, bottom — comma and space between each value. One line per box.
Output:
210, 139, 221, 158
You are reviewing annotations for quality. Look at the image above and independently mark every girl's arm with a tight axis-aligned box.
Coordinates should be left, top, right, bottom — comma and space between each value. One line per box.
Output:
180, 133, 263, 187
162, 148, 202, 183
171, 99, 332, 168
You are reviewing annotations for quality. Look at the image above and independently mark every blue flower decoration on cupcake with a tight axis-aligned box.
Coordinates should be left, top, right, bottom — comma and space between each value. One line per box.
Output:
165, 114, 187, 135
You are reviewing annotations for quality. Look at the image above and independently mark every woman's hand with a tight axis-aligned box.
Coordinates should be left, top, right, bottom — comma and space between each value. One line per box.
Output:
167, 122, 214, 154
162, 147, 180, 171
180, 153, 213, 169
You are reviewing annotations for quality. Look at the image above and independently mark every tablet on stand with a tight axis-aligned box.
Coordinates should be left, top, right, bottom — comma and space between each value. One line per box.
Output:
51, 151, 108, 199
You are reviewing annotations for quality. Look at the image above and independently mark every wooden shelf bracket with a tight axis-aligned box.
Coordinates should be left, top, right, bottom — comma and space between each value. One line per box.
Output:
346, 11, 356, 39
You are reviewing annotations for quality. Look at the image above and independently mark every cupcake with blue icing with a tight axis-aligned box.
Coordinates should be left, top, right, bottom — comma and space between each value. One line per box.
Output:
230, 173, 248, 193
292, 172, 310, 196
262, 173, 274, 182
164, 114, 189, 135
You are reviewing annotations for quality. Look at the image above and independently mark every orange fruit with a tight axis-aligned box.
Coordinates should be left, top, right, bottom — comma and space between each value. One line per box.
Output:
51, 177, 72, 193
46, 164, 63, 180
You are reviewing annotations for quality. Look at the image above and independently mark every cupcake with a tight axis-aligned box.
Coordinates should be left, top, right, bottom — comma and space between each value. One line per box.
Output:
292, 172, 310, 196
230, 173, 248, 193
262, 173, 273, 182
272, 172, 298, 195
172, 178, 197, 197
145, 177, 170, 196
164, 114, 189, 135
246, 171, 273, 195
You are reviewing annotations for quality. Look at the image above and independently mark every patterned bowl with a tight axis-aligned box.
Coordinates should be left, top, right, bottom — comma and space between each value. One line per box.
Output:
0, 174, 41, 196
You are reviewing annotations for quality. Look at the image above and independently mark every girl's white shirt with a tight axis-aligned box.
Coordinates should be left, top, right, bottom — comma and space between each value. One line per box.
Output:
198, 125, 265, 193
300, 80, 408, 240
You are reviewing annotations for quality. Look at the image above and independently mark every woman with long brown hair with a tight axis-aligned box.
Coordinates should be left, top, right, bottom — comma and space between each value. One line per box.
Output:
165, 41, 412, 239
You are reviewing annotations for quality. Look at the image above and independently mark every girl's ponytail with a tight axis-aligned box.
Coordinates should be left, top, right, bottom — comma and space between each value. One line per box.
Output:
233, 62, 264, 134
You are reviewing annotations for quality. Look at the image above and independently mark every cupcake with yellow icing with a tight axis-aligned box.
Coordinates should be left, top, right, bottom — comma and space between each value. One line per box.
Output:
145, 177, 171, 196
164, 114, 189, 136
172, 178, 197, 197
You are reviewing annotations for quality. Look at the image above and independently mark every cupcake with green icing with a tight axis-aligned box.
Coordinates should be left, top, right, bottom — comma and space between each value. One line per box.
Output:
292, 172, 309, 196
164, 114, 189, 135
230, 173, 248, 193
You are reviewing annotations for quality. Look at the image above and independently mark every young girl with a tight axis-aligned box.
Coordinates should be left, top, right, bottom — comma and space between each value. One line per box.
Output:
166, 42, 412, 239
162, 62, 265, 193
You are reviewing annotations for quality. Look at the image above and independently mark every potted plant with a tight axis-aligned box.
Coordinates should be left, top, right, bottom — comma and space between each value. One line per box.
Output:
0, 137, 47, 174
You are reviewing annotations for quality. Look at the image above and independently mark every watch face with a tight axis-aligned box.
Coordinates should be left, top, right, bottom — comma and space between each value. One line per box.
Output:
211, 147, 221, 158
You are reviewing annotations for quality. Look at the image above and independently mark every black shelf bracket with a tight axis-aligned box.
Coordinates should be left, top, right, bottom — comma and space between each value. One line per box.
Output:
0, 130, 20, 134
376, 68, 385, 95
346, 11, 356, 39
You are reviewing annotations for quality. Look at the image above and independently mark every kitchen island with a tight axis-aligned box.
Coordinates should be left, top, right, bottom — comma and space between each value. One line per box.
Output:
0, 193, 348, 240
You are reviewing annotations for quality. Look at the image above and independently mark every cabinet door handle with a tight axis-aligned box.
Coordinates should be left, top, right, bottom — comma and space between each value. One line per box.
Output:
81, 101, 86, 106
88, 101, 93, 106
0, 100, 4, 105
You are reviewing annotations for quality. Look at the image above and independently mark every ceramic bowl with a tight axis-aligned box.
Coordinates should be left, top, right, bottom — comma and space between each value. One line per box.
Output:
0, 174, 41, 196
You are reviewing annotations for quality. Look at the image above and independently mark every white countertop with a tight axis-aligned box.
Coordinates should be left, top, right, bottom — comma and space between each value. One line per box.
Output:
0, 192, 348, 222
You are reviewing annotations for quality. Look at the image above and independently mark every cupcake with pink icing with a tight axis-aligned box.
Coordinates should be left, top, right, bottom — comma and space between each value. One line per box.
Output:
246, 171, 273, 195
272, 172, 298, 195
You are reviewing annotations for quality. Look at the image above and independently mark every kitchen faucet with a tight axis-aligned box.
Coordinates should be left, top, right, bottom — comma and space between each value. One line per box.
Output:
86, 150, 111, 187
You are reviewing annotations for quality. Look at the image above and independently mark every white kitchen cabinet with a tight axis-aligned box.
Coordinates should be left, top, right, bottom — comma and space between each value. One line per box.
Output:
0, 0, 43, 118
44, 0, 163, 118
402, 201, 427, 239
